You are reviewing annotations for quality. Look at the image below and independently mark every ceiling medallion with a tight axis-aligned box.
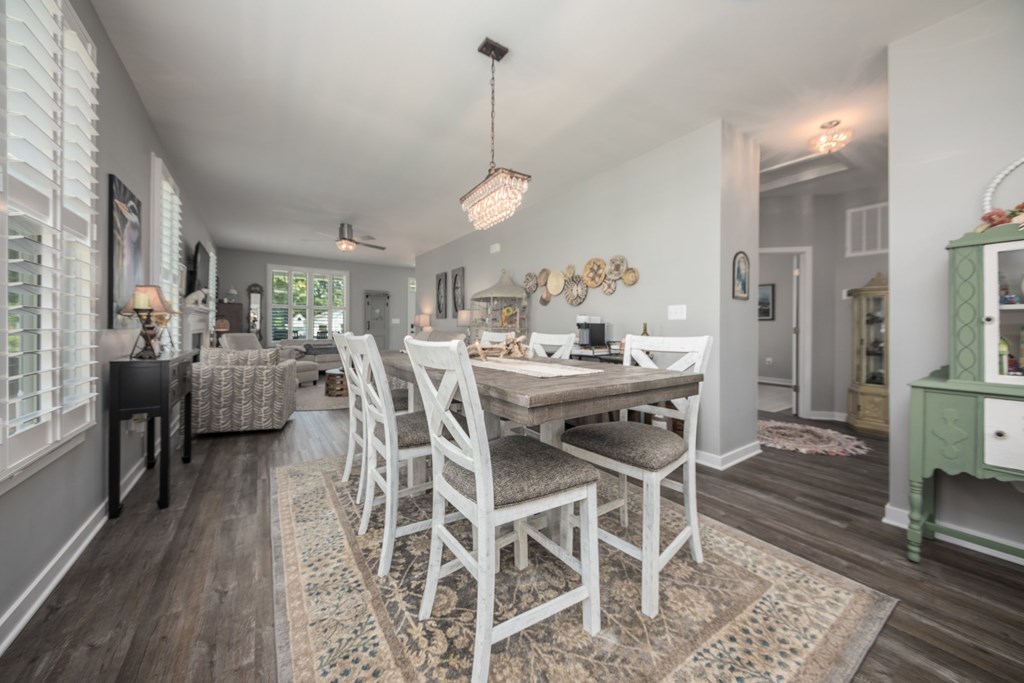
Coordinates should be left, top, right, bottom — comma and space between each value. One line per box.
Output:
809, 119, 853, 155
460, 38, 531, 231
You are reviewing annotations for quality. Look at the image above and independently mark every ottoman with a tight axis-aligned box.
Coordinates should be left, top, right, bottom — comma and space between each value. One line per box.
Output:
295, 360, 319, 386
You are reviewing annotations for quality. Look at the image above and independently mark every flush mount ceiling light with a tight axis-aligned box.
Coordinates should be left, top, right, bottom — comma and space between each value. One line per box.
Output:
460, 38, 531, 231
809, 119, 853, 154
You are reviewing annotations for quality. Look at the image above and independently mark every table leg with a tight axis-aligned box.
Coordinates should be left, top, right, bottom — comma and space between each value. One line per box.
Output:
483, 412, 501, 441
146, 416, 156, 469
183, 393, 193, 463
109, 415, 123, 519
907, 477, 924, 562
540, 421, 565, 448
407, 382, 418, 412
158, 414, 170, 509
540, 420, 567, 545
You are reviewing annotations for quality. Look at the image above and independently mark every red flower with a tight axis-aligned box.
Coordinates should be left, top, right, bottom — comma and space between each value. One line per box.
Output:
982, 209, 1011, 225
1015, 201, 1024, 211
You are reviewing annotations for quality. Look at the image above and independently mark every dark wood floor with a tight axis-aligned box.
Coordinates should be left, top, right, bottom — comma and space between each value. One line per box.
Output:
2, 409, 1022, 682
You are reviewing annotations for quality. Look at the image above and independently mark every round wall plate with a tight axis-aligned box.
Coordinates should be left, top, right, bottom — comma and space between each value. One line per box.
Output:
607, 255, 627, 281
602, 279, 617, 295
540, 290, 552, 306
583, 258, 606, 288
523, 272, 538, 294
564, 264, 576, 278
565, 274, 588, 306
537, 268, 550, 286
622, 267, 639, 286
546, 270, 565, 295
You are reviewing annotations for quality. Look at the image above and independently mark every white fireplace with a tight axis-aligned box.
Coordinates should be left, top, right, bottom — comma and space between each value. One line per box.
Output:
182, 304, 212, 351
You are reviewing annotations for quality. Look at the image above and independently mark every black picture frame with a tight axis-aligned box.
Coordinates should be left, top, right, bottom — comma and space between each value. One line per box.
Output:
108, 174, 143, 328
451, 267, 465, 314
758, 284, 775, 321
732, 251, 750, 301
435, 272, 448, 319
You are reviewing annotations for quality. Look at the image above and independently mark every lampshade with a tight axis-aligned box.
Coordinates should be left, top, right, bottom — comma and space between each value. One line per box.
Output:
119, 285, 171, 316
457, 309, 472, 326
415, 314, 431, 328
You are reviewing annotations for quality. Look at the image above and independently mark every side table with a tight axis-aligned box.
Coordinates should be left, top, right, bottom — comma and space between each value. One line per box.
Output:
325, 368, 348, 397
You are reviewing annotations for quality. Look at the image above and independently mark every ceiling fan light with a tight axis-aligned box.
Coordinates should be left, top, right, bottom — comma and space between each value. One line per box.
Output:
460, 167, 531, 231
809, 127, 853, 154
336, 239, 356, 251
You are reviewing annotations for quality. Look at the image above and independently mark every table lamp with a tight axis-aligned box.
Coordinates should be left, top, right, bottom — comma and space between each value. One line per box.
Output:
120, 284, 171, 359
457, 309, 472, 336
415, 313, 431, 332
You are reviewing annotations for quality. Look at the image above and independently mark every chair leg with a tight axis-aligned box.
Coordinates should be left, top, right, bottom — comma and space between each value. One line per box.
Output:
513, 518, 529, 570
559, 503, 573, 551
580, 483, 601, 635
377, 468, 399, 576
419, 491, 446, 621
342, 412, 357, 482
641, 472, 661, 618
471, 526, 496, 683
685, 459, 703, 563
618, 473, 629, 528
358, 452, 376, 535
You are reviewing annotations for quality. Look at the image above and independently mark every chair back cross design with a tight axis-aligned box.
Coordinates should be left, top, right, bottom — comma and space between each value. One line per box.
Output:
528, 332, 575, 360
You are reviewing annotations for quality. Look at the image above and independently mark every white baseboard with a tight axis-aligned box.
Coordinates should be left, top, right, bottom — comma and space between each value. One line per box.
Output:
0, 501, 107, 657
697, 440, 761, 471
757, 377, 793, 386
803, 410, 848, 422
881, 504, 1024, 567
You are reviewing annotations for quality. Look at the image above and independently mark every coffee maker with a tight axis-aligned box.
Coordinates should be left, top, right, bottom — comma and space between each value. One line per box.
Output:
576, 315, 606, 346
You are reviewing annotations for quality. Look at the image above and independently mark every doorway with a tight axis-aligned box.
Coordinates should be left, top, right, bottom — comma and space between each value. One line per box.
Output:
758, 247, 812, 417
364, 290, 390, 350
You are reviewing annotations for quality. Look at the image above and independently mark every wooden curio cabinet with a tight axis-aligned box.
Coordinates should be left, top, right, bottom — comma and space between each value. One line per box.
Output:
847, 273, 889, 436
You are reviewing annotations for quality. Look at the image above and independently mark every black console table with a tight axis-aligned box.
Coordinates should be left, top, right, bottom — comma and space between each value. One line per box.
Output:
108, 351, 195, 518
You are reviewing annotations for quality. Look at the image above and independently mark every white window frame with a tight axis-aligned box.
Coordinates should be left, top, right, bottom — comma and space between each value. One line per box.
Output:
845, 202, 889, 258
1, 0, 100, 493
150, 153, 182, 351
267, 265, 349, 342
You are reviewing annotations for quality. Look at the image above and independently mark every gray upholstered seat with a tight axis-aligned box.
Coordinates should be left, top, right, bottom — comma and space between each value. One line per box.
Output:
561, 421, 687, 471
373, 410, 467, 449
444, 435, 599, 508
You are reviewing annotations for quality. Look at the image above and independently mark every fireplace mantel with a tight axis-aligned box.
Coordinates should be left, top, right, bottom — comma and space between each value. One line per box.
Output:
183, 304, 212, 351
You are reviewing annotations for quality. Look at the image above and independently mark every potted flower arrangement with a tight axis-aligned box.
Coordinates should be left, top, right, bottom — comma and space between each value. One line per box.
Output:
975, 202, 1024, 232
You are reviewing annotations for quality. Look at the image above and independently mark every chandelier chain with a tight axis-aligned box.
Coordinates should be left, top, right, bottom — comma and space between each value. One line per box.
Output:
489, 56, 496, 171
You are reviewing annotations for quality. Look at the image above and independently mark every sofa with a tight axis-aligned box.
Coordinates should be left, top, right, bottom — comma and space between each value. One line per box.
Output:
191, 347, 296, 434
412, 330, 467, 342
274, 338, 343, 373
223, 333, 319, 385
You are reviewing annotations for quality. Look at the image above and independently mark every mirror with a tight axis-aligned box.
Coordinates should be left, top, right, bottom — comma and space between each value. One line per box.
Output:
247, 283, 263, 341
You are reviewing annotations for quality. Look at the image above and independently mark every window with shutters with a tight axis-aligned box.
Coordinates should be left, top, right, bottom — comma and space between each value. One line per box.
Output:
268, 266, 347, 341
151, 154, 182, 350
845, 202, 889, 257
2, 0, 99, 488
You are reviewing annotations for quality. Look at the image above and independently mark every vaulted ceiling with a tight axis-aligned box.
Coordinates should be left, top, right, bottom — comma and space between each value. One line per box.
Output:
93, 0, 981, 266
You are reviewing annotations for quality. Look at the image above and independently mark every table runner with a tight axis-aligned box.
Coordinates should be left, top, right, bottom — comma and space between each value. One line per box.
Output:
470, 358, 604, 378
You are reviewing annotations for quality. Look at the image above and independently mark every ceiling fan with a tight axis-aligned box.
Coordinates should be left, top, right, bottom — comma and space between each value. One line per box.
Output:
301, 223, 386, 251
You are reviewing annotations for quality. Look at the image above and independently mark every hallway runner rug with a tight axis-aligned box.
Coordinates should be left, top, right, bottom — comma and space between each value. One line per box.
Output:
758, 419, 870, 457
271, 459, 895, 682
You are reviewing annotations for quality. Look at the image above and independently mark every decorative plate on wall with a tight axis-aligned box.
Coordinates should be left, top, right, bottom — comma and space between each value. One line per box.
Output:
564, 264, 576, 279
565, 274, 588, 306
538, 268, 550, 286
539, 290, 552, 306
622, 267, 639, 286
583, 258, 606, 288
602, 279, 617, 295
546, 270, 565, 296
607, 255, 627, 281
523, 272, 538, 294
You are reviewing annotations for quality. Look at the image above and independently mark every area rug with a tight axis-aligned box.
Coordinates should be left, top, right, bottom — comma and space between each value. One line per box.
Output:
294, 384, 346, 411
758, 420, 869, 457
271, 459, 895, 682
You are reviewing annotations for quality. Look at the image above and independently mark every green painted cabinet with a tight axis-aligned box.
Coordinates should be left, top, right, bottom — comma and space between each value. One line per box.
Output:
908, 223, 1024, 562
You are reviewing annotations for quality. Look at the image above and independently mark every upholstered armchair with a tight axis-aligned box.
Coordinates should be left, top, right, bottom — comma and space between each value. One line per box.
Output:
223, 332, 319, 385
191, 347, 296, 434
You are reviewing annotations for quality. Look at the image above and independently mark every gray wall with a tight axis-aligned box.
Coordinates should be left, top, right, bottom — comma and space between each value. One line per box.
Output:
760, 186, 888, 416
415, 120, 760, 459
0, 0, 214, 644
216, 248, 414, 350
758, 253, 794, 383
889, 0, 1024, 543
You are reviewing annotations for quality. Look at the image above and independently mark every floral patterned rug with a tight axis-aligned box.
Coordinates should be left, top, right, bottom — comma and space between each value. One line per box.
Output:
271, 459, 894, 682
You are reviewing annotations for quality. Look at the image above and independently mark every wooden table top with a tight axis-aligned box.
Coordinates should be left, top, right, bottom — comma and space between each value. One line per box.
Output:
380, 351, 703, 427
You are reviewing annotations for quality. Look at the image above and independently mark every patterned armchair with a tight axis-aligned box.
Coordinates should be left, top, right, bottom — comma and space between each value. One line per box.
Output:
191, 348, 296, 434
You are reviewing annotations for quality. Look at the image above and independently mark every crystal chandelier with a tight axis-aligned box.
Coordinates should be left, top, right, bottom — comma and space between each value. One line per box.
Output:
460, 38, 531, 231
809, 120, 854, 154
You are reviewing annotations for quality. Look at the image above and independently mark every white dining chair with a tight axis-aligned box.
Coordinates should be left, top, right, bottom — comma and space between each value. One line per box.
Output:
347, 333, 464, 576
478, 330, 509, 345
561, 334, 712, 618
528, 332, 575, 359
406, 336, 601, 683
334, 333, 368, 502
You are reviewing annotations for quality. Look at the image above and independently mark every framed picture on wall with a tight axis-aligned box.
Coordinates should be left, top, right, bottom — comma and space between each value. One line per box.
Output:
435, 271, 448, 319
758, 284, 775, 321
732, 251, 750, 300
108, 174, 143, 328
451, 267, 465, 313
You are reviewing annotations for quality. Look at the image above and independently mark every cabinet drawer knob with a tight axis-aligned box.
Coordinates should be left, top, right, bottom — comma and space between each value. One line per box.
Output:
994, 430, 1006, 438
983, 316, 995, 323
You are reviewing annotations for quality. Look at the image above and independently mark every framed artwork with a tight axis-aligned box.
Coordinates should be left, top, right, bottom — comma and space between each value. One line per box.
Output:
451, 267, 465, 313
108, 174, 143, 328
758, 284, 775, 321
435, 271, 448, 319
732, 251, 750, 301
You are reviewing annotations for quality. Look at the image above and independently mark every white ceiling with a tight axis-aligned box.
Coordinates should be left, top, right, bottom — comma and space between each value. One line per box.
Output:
92, 0, 981, 266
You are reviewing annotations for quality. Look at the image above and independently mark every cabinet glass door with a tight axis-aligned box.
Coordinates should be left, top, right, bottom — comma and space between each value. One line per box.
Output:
983, 242, 1024, 384
862, 295, 886, 386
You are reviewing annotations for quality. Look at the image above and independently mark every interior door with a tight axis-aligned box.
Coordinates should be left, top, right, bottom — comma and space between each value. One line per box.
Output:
791, 255, 800, 416
365, 291, 390, 350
